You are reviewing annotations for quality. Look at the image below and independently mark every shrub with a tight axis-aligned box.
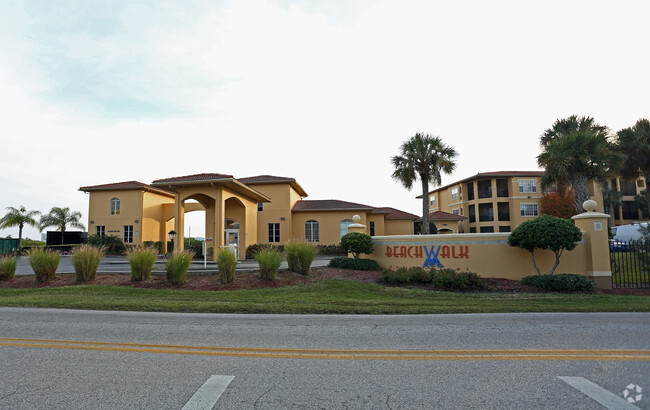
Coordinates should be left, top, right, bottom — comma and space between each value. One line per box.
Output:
165, 249, 195, 286
217, 248, 237, 284
382, 267, 482, 290
382, 267, 414, 284
246, 243, 283, 259
508, 214, 582, 275
255, 247, 284, 281
27, 248, 60, 283
316, 244, 346, 256
522, 274, 596, 292
87, 234, 126, 255
284, 241, 317, 275
184, 238, 203, 258
340, 232, 374, 259
127, 246, 157, 282
71, 244, 105, 282
328, 257, 380, 271
0, 256, 17, 281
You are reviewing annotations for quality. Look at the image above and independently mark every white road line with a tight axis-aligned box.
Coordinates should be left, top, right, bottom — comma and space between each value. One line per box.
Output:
182, 375, 235, 410
558, 376, 639, 409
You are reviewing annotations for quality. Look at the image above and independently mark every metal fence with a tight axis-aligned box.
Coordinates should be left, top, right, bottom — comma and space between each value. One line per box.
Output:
0, 238, 20, 255
610, 240, 650, 288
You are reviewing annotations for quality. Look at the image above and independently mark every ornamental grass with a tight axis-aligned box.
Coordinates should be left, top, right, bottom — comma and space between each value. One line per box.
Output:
165, 249, 195, 286
127, 246, 158, 282
0, 256, 17, 281
255, 247, 283, 281
27, 248, 60, 283
284, 241, 316, 276
217, 248, 237, 284
71, 244, 106, 282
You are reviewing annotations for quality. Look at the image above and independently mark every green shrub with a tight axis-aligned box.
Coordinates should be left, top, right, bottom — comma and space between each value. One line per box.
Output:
382, 267, 482, 290
284, 241, 317, 276
0, 256, 17, 281
27, 248, 60, 283
127, 246, 158, 282
382, 267, 413, 284
255, 247, 284, 281
316, 244, 346, 256
165, 249, 195, 286
522, 273, 596, 292
246, 243, 283, 259
340, 232, 374, 259
71, 244, 105, 282
328, 257, 380, 271
87, 234, 126, 255
217, 248, 237, 284
184, 238, 203, 258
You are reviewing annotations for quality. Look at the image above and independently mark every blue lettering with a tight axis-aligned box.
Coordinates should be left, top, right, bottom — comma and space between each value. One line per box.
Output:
424, 245, 444, 268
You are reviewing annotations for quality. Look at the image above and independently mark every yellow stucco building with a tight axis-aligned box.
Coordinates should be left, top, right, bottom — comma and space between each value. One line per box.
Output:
80, 174, 418, 259
423, 171, 648, 233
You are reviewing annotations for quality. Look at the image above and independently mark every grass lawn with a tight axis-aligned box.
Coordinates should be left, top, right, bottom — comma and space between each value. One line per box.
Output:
0, 279, 648, 314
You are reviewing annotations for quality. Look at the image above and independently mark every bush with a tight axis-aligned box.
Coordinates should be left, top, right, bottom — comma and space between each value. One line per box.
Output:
87, 234, 126, 255
71, 244, 105, 282
340, 232, 374, 259
317, 244, 346, 256
217, 248, 237, 284
522, 274, 596, 292
382, 267, 482, 290
255, 247, 284, 281
184, 238, 203, 258
284, 241, 317, 276
127, 246, 157, 282
328, 257, 380, 271
0, 256, 17, 281
27, 248, 60, 283
246, 243, 283, 259
165, 249, 195, 286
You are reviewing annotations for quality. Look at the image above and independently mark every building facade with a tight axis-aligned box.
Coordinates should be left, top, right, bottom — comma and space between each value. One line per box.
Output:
424, 171, 648, 233
80, 174, 418, 259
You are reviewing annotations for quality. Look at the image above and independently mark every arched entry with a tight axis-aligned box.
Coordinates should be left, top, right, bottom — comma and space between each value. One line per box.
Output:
224, 219, 240, 258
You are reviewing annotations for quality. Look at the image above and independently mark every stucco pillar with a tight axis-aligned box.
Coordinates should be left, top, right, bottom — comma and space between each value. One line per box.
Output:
572, 200, 612, 289
173, 195, 185, 253
346, 215, 367, 234
214, 190, 224, 260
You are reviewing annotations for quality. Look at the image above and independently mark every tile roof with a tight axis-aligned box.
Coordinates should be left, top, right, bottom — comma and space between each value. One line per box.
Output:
376, 207, 419, 220
427, 210, 467, 221
238, 175, 296, 184
79, 181, 173, 195
152, 173, 234, 184
293, 199, 378, 212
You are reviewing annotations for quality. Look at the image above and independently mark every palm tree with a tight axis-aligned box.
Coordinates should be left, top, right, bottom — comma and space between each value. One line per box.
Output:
0, 206, 41, 249
537, 116, 622, 212
617, 118, 650, 215
39, 207, 85, 233
392, 133, 457, 234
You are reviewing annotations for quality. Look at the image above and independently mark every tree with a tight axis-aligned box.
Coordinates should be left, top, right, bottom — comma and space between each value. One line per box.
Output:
537, 115, 622, 212
0, 206, 41, 249
340, 232, 373, 259
39, 207, 85, 232
602, 186, 623, 218
635, 189, 648, 218
540, 186, 577, 219
507, 214, 583, 275
617, 118, 650, 214
392, 133, 457, 234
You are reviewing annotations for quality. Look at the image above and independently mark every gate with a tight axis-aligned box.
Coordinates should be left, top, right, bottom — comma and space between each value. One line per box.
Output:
610, 240, 650, 288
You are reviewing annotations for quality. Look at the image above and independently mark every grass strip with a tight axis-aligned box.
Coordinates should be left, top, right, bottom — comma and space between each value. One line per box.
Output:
0, 280, 648, 314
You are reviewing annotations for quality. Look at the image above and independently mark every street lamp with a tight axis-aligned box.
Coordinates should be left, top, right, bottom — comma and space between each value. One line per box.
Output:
168, 230, 176, 254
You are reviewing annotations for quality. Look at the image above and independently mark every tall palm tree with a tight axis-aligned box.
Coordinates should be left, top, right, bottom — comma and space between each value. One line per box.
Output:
39, 207, 85, 233
392, 133, 457, 234
617, 118, 650, 215
537, 116, 621, 212
0, 206, 41, 249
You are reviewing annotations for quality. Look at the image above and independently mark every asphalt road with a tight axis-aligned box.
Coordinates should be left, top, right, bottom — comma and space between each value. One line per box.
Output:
0, 309, 648, 409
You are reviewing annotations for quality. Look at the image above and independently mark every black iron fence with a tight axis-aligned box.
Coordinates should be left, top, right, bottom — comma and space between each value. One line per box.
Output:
610, 240, 650, 288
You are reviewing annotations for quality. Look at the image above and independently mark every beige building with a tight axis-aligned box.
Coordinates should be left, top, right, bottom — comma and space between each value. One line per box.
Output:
423, 171, 647, 233
80, 174, 418, 259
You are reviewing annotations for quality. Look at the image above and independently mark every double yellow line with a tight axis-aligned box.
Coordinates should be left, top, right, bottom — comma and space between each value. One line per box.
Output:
1, 337, 649, 361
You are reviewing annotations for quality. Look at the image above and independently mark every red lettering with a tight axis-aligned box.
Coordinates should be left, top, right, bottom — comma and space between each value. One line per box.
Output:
441, 246, 450, 258
452, 246, 458, 258
458, 246, 469, 258
400, 246, 407, 258
386, 247, 393, 257
393, 246, 399, 257
414, 246, 423, 258
407, 246, 413, 258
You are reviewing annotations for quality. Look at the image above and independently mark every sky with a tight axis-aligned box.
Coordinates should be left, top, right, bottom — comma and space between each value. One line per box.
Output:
1, 0, 649, 240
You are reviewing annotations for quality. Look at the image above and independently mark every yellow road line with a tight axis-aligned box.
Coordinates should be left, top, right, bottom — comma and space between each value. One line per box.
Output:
0, 337, 648, 361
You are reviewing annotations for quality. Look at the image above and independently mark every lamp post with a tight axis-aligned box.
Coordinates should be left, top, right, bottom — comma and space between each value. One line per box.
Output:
168, 230, 176, 255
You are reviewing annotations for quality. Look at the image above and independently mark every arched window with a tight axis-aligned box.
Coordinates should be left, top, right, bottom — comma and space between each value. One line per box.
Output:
340, 219, 354, 238
110, 198, 120, 215
305, 220, 319, 242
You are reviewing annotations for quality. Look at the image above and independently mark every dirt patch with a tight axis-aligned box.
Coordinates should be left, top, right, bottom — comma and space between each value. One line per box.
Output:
1, 268, 648, 295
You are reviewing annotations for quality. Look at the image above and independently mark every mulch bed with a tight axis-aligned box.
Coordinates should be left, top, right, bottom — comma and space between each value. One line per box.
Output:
1, 268, 648, 295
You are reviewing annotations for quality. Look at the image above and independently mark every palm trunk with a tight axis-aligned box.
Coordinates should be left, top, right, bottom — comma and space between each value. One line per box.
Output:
645, 171, 650, 219
572, 173, 589, 213
421, 178, 430, 235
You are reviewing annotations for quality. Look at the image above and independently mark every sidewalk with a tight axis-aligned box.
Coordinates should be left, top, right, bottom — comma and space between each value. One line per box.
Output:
14, 255, 336, 276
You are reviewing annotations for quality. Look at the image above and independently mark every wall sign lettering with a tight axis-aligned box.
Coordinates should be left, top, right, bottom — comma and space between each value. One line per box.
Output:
384, 245, 469, 268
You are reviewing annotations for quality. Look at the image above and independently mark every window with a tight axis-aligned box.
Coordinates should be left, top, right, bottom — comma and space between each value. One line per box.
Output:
430, 195, 436, 206
469, 227, 476, 233
518, 179, 537, 194
110, 198, 120, 215
621, 180, 637, 196
622, 201, 639, 220
466, 182, 474, 201
340, 219, 354, 238
499, 226, 511, 232
468, 205, 476, 223
496, 179, 509, 197
480, 226, 494, 233
305, 220, 319, 242
452, 208, 460, 215
268, 223, 280, 243
96, 226, 105, 236
478, 180, 492, 199
257, 202, 263, 212
369, 221, 375, 236
520, 203, 538, 217
123, 225, 133, 243
451, 188, 459, 201
497, 202, 510, 221
478, 203, 494, 222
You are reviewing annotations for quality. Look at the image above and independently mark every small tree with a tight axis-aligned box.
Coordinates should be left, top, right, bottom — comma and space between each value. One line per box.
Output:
340, 232, 373, 260
540, 186, 577, 219
507, 214, 582, 275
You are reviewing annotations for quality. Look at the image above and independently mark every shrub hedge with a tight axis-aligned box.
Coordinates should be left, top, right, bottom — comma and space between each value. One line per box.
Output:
521, 274, 596, 292
382, 267, 482, 290
328, 257, 379, 271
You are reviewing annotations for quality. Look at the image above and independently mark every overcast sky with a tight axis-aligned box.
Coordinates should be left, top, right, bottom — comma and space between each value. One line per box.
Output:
1, 0, 648, 240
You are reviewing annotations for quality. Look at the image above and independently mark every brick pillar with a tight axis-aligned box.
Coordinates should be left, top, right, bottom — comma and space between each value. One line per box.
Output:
572, 200, 612, 289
